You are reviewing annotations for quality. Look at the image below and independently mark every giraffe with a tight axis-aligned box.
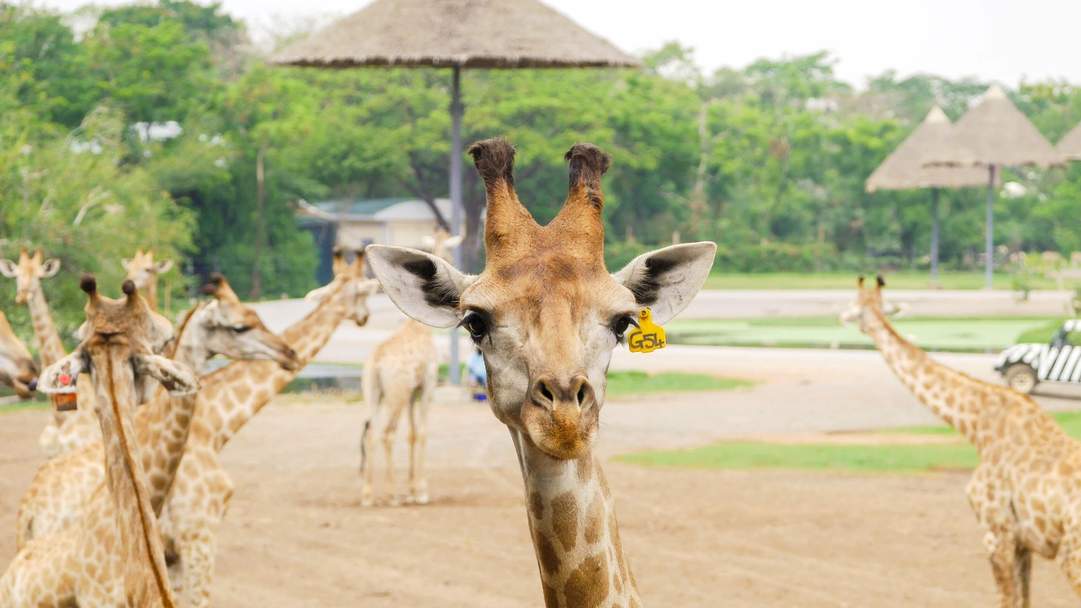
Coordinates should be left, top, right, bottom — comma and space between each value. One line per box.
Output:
153, 249, 376, 607
0, 310, 37, 399
357, 228, 461, 507
0, 276, 195, 607
0, 249, 94, 456
843, 276, 1081, 607
358, 318, 438, 506
15, 273, 299, 549
122, 249, 174, 311
367, 138, 716, 607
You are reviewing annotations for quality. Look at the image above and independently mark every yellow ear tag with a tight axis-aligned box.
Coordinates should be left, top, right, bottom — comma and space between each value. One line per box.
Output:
628, 308, 666, 353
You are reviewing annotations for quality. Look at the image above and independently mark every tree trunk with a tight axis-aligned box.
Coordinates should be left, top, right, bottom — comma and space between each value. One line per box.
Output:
250, 144, 267, 300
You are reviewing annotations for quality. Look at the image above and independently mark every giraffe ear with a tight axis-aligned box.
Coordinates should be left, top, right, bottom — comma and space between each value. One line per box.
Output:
40, 259, 61, 278
134, 354, 199, 396
366, 245, 474, 328
612, 242, 717, 325
155, 260, 174, 274
0, 259, 17, 278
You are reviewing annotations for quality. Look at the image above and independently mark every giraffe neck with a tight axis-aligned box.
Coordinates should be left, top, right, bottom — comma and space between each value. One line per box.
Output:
144, 280, 159, 311
198, 280, 351, 451
864, 309, 987, 446
91, 349, 176, 608
133, 305, 207, 513
512, 431, 640, 608
26, 284, 66, 366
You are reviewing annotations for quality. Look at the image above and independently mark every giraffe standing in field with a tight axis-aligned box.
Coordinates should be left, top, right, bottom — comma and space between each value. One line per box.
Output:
368, 138, 715, 607
123, 249, 174, 311
15, 273, 298, 549
845, 276, 1081, 607
0, 310, 37, 399
357, 229, 461, 507
0, 277, 195, 607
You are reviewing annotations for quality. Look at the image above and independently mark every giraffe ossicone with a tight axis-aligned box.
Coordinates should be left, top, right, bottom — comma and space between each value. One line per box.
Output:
368, 137, 715, 607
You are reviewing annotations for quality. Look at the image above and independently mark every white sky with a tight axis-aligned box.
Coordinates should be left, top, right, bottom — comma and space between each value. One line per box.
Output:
37, 0, 1081, 86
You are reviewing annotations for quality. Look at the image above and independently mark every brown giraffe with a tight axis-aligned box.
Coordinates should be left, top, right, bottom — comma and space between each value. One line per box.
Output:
16, 273, 298, 549
0, 277, 194, 607
0, 250, 93, 457
0, 310, 37, 399
122, 248, 174, 311
844, 276, 1081, 607
359, 319, 438, 506
368, 138, 716, 607
357, 228, 461, 507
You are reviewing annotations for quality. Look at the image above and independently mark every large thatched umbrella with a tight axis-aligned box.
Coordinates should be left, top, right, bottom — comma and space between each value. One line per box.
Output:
273, 0, 638, 383
1058, 122, 1081, 162
866, 106, 989, 281
926, 85, 1062, 288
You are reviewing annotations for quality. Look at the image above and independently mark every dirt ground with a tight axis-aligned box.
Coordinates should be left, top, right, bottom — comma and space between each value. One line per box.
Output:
2, 393, 1079, 608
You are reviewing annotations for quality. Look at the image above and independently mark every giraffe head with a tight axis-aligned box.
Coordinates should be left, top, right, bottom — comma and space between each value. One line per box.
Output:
190, 273, 299, 370
369, 138, 716, 460
306, 247, 379, 327
421, 227, 464, 262
37, 276, 197, 403
0, 249, 61, 305
840, 275, 907, 332
121, 249, 174, 292
0, 310, 37, 398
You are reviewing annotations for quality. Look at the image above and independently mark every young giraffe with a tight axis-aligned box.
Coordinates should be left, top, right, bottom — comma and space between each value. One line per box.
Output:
0, 310, 37, 399
844, 276, 1081, 607
357, 229, 461, 507
0, 277, 195, 607
368, 138, 716, 607
123, 249, 174, 311
16, 273, 299, 549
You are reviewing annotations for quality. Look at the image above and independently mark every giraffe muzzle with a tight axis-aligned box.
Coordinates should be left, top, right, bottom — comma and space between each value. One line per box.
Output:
522, 374, 599, 459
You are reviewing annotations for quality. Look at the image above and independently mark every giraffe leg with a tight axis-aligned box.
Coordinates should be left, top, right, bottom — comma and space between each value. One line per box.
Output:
359, 365, 382, 507
382, 400, 405, 506
408, 365, 435, 505
1057, 533, 1081, 600
177, 526, 218, 608
986, 531, 1024, 608
1016, 544, 1032, 608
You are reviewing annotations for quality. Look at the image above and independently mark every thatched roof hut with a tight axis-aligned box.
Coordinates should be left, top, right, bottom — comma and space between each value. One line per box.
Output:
927, 85, 1061, 168
272, 0, 639, 69
1057, 121, 1081, 162
866, 106, 989, 193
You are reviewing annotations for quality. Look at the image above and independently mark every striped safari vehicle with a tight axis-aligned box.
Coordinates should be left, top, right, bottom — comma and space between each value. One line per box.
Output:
995, 319, 1081, 394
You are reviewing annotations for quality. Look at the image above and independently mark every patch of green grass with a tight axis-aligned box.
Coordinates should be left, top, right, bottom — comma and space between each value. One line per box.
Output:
0, 399, 50, 415
666, 316, 1056, 353
605, 371, 752, 397
621, 410, 1081, 474
1015, 318, 1067, 344
703, 271, 1054, 291
618, 442, 979, 473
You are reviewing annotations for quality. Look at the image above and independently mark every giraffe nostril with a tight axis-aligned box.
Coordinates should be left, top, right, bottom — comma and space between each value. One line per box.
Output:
577, 384, 586, 405
540, 383, 553, 402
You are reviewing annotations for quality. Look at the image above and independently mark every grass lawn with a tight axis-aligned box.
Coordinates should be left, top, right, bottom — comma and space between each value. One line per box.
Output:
618, 411, 1081, 474
703, 271, 1055, 291
605, 371, 752, 397
0, 398, 49, 414
666, 315, 1060, 352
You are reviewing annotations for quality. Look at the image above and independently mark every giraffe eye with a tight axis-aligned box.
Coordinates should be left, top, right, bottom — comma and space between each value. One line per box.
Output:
610, 315, 637, 341
231, 325, 252, 333
460, 312, 489, 344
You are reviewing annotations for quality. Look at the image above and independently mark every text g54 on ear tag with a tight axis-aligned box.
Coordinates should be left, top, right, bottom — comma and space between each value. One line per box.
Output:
628, 308, 666, 353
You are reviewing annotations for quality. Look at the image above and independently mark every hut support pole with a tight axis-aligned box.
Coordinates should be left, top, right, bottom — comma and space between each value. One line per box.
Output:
985, 165, 996, 289
930, 187, 940, 283
448, 65, 464, 385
